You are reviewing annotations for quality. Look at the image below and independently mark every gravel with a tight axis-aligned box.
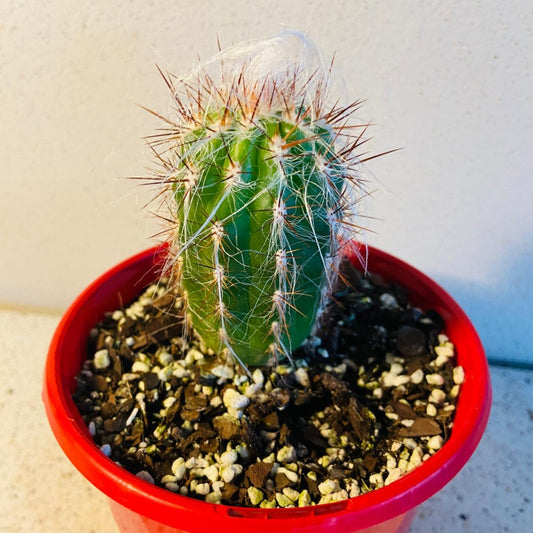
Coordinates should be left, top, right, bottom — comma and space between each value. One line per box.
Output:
73, 263, 463, 508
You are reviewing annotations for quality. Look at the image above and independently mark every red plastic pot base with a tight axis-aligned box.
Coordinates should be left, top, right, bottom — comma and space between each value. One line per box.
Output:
109, 499, 417, 533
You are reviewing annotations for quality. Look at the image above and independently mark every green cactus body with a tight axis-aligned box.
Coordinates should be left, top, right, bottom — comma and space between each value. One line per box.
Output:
171, 111, 347, 367
148, 38, 365, 367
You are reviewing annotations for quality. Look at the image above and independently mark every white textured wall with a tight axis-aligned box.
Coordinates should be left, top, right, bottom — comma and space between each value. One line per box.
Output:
1, 0, 531, 363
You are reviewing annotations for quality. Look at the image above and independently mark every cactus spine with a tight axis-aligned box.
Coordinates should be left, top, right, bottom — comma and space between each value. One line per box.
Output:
148, 35, 366, 367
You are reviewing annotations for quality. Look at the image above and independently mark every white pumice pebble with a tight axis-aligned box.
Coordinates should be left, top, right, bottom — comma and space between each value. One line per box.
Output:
402, 438, 417, 450
211, 364, 234, 380
390, 363, 404, 375
171, 458, 187, 480
382, 372, 410, 388
132, 361, 151, 374
94, 349, 111, 369
220, 464, 240, 483
210, 396, 223, 407
426, 403, 438, 417
126, 302, 145, 319
449, 384, 460, 398
152, 424, 167, 440
379, 293, 398, 308
236, 444, 249, 460
385, 468, 402, 486
276, 445, 297, 463
212, 481, 224, 493
435, 343, 454, 358
252, 368, 264, 386
409, 368, 424, 384
248, 486, 264, 505
348, 483, 360, 498
298, 489, 312, 507
294, 367, 310, 387
195, 457, 209, 469
158, 366, 173, 382
165, 482, 180, 492
317, 348, 329, 358
318, 479, 339, 495
136, 471, 155, 484
434, 354, 449, 368
194, 483, 210, 495
277, 467, 299, 484
283, 487, 300, 501
409, 448, 423, 469
203, 464, 219, 482
223, 388, 249, 417
157, 350, 174, 366
189, 348, 205, 361
260, 499, 276, 509
245, 382, 262, 398
172, 365, 190, 379
163, 396, 177, 409
373, 387, 383, 399
453, 366, 465, 385
285, 462, 299, 472
390, 441, 402, 453
275, 493, 293, 507
427, 435, 444, 450
426, 373, 445, 386
393, 375, 410, 387
234, 375, 249, 386
368, 473, 384, 487
112, 310, 124, 321
332, 363, 347, 376
100, 443, 112, 457
398, 458, 409, 473
220, 449, 238, 465
319, 490, 349, 504
429, 388, 446, 404
161, 474, 177, 484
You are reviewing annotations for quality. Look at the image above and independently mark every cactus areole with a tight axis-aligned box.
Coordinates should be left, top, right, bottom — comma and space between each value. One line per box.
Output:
148, 35, 368, 367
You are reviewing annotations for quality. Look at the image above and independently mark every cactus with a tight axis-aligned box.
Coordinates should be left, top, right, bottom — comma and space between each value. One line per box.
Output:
147, 34, 367, 367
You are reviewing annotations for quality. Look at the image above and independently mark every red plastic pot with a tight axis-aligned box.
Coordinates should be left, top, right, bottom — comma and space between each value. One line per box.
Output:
43, 244, 491, 533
